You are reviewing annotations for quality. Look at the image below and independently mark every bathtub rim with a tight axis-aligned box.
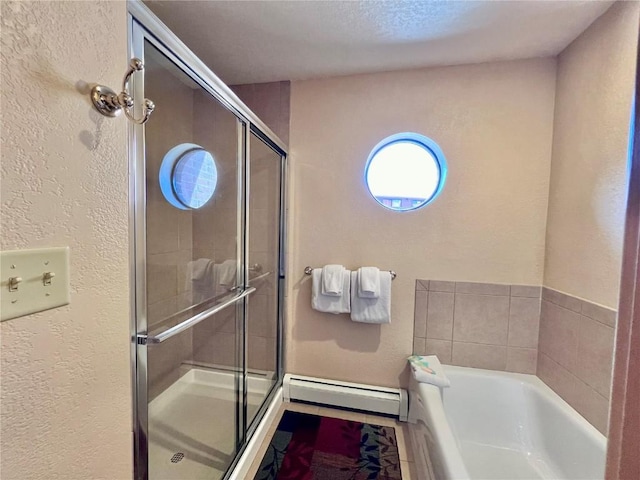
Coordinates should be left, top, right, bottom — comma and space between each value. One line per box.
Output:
442, 364, 607, 448
409, 364, 607, 480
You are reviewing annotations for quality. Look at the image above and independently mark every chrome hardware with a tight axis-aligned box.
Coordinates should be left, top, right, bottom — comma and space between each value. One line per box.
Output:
43, 271, 55, 286
304, 266, 397, 280
138, 287, 256, 345
90, 58, 155, 125
8, 277, 22, 292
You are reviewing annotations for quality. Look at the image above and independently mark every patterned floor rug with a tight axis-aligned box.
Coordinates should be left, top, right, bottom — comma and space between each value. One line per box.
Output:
253, 410, 403, 480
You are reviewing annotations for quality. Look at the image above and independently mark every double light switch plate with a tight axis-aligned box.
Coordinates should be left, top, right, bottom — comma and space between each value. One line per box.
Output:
1, 247, 70, 322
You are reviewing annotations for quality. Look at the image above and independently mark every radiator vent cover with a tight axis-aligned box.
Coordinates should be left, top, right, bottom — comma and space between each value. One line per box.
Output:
283, 373, 408, 421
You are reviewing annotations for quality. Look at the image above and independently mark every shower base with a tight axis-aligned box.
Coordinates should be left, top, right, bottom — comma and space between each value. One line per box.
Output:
148, 367, 273, 480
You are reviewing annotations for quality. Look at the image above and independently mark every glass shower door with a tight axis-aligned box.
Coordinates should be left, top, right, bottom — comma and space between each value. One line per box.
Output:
129, 7, 288, 480
136, 37, 247, 480
246, 132, 283, 427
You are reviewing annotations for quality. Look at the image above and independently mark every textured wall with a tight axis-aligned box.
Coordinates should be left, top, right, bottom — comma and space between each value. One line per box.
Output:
538, 0, 640, 437
543, 1, 640, 308
0, 2, 132, 479
287, 58, 556, 388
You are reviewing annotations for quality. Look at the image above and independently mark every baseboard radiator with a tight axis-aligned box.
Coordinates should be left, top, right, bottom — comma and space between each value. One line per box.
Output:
283, 374, 409, 422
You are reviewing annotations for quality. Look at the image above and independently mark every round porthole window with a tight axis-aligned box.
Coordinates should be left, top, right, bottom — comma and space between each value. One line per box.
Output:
159, 143, 218, 210
365, 133, 447, 211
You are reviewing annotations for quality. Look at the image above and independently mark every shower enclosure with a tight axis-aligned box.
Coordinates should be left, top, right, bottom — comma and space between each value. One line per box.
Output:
128, 4, 286, 479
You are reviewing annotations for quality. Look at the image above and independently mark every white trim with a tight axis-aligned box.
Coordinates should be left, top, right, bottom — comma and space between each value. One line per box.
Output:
228, 387, 283, 480
283, 374, 409, 421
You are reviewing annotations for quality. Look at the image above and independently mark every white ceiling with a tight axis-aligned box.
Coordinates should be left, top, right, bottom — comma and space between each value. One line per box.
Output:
145, 0, 615, 85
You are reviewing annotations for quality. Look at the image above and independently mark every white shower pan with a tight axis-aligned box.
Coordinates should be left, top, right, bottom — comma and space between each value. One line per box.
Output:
148, 368, 272, 480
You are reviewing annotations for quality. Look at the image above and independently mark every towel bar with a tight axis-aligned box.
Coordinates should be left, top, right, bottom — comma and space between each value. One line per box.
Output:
304, 266, 396, 280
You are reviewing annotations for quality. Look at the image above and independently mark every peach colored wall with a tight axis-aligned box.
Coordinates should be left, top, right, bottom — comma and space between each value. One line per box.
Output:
537, 0, 639, 438
543, 1, 640, 309
287, 58, 557, 388
231, 81, 291, 146
0, 2, 132, 479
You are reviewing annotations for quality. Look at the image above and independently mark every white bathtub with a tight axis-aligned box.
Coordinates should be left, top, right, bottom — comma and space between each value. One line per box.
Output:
407, 365, 606, 480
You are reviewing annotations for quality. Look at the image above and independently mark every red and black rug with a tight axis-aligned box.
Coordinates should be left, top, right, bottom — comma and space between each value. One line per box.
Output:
253, 410, 403, 480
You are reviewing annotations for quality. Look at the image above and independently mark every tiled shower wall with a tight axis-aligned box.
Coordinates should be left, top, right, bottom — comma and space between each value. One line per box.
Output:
413, 280, 541, 374
537, 288, 616, 433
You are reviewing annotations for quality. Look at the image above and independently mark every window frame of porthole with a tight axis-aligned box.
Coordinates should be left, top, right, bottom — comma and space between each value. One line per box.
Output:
364, 132, 447, 212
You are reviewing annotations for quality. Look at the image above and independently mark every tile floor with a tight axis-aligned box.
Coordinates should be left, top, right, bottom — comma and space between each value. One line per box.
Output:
245, 402, 418, 479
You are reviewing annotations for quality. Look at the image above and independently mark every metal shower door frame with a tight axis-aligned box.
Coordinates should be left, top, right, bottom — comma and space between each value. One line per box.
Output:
126, 2, 287, 479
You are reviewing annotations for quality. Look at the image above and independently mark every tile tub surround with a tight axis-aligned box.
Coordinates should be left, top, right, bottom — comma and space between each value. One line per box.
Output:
413, 280, 541, 374
537, 287, 617, 434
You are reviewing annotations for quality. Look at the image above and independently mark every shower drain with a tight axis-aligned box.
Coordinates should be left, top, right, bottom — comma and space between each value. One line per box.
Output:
170, 453, 185, 464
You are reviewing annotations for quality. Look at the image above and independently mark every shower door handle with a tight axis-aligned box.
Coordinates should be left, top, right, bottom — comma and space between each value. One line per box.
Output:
137, 287, 256, 345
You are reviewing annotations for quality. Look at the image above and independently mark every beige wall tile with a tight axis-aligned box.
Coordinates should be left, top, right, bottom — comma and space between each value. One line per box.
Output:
146, 202, 181, 255
451, 342, 507, 370
428, 280, 455, 292
581, 300, 617, 327
453, 294, 509, 345
538, 300, 580, 371
413, 291, 428, 338
455, 281, 510, 296
537, 353, 578, 406
425, 339, 452, 364
416, 279, 429, 291
147, 261, 177, 305
576, 316, 615, 398
178, 213, 193, 251
412, 337, 426, 356
248, 335, 268, 370
147, 297, 177, 328
148, 329, 193, 400
511, 285, 542, 298
542, 287, 582, 313
426, 292, 455, 340
506, 347, 537, 374
573, 378, 609, 434
508, 297, 540, 348
248, 294, 269, 337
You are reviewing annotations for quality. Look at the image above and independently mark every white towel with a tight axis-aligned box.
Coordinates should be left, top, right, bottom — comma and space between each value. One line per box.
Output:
358, 267, 380, 298
312, 268, 351, 314
188, 258, 212, 281
218, 259, 237, 286
350, 271, 391, 323
322, 264, 345, 296
186, 259, 215, 303
408, 355, 451, 388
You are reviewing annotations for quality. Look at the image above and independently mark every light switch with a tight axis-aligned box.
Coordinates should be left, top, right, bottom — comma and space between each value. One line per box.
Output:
1, 247, 70, 321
